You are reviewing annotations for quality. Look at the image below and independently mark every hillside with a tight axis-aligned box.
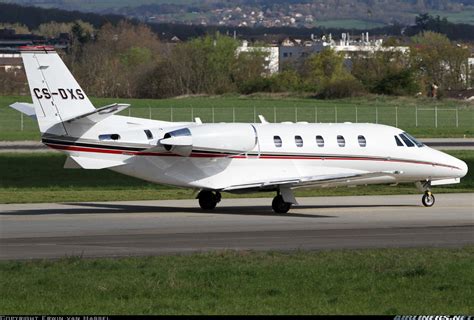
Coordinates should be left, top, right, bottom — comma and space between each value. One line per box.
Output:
2, 0, 474, 29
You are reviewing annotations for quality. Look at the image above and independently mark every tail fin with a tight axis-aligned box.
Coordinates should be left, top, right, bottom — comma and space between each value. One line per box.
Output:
20, 46, 96, 135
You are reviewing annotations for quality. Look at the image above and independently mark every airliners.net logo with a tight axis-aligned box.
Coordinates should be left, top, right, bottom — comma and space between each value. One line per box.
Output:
395, 316, 472, 320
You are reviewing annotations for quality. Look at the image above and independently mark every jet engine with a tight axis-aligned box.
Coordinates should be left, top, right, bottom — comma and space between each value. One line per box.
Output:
160, 123, 257, 157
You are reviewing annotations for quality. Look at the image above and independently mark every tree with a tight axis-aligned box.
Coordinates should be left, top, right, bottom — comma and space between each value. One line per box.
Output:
303, 48, 364, 98
68, 21, 162, 98
410, 31, 470, 92
0, 23, 30, 34
352, 49, 418, 95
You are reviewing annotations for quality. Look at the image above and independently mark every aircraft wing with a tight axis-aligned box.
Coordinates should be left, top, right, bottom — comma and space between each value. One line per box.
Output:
222, 171, 401, 192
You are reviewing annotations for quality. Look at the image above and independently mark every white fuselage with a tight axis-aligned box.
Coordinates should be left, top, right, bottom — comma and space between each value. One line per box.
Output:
42, 115, 468, 192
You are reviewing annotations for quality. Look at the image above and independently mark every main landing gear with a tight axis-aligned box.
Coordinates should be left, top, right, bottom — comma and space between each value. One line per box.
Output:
197, 190, 221, 210
272, 194, 292, 214
422, 191, 435, 207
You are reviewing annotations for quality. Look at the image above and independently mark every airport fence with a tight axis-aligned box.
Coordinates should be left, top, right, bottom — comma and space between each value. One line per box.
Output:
1, 105, 473, 136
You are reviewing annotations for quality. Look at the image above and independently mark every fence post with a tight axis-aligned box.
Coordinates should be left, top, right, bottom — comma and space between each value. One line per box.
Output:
149, 106, 151, 119
375, 107, 378, 124
20, 113, 24, 131
212, 107, 215, 123
295, 106, 298, 122
415, 106, 418, 127
335, 106, 337, 123
233, 107, 235, 123
456, 107, 459, 128
355, 106, 358, 123
170, 107, 173, 122
253, 106, 256, 123
315, 106, 317, 123
435, 106, 438, 128
128, 108, 131, 117
273, 106, 276, 123
191, 106, 193, 122
395, 106, 398, 127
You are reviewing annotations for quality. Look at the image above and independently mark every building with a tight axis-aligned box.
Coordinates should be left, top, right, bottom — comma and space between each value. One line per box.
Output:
237, 32, 410, 74
236, 40, 279, 74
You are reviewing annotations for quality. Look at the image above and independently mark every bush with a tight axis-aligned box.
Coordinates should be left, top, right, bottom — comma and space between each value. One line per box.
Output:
238, 77, 273, 94
373, 70, 419, 96
317, 78, 366, 99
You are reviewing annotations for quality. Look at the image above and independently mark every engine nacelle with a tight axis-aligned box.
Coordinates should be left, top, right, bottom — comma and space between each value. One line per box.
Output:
160, 123, 257, 157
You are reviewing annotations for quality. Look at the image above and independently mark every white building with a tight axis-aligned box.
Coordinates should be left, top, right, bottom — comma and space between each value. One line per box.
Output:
236, 40, 279, 74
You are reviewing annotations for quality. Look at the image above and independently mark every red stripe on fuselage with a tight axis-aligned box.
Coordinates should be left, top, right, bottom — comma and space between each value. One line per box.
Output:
45, 143, 460, 170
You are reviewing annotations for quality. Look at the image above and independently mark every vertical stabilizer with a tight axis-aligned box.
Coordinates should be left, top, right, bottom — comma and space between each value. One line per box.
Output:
20, 46, 96, 135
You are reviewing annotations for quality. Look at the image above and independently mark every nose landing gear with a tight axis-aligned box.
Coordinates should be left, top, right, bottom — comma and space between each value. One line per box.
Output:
197, 190, 221, 210
422, 191, 435, 207
416, 181, 436, 207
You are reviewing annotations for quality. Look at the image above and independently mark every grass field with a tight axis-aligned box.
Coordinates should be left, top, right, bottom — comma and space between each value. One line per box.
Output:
1, 94, 473, 140
316, 19, 386, 29
429, 9, 474, 25
0, 150, 472, 204
0, 247, 472, 314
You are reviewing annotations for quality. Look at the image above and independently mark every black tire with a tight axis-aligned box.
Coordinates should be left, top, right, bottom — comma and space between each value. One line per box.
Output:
422, 192, 435, 207
272, 195, 292, 214
198, 190, 217, 210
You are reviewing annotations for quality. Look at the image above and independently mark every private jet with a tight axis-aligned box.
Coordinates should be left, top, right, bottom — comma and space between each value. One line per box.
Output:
10, 46, 468, 213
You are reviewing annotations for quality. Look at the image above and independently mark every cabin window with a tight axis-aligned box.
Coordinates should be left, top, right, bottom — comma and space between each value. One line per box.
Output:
399, 134, 414, 147
99, 134, 120, 141
295, 135, 303, 147
144, 129, 153, 139
316, 135, 324, 147
274, 135, 282, 148
395, 135, 403, 146
404, 132, 424, 147
358, 135, 367, 147
337, 135, 345, 147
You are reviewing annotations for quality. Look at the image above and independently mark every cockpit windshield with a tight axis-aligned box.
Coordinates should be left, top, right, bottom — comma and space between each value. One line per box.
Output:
403, 132, 424, 147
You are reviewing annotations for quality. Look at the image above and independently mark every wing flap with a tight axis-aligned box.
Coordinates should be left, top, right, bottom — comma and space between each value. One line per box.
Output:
223, 171, 400, 191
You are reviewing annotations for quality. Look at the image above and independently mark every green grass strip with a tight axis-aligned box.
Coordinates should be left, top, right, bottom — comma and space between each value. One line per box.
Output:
0, 247, 473, 314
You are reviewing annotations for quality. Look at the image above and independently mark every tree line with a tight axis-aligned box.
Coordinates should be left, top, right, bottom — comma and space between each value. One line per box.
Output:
1, 21, 472, 99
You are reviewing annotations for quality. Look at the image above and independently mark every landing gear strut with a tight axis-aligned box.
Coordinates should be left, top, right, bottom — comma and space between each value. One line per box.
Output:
422, 191, 435, 207
272, 194, 292, 214
416, 181, 436, 208
197, 190, 221, 210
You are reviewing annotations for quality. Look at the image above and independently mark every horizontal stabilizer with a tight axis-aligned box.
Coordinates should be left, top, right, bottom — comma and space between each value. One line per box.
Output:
63, 103, 130, 124
64, 156, 125, 169
9, 102, 37, 119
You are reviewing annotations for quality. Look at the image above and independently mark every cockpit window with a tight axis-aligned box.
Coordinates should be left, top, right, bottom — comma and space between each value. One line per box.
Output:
274, 135, 282, 148
394, 135, 403, 146
399, 134, 414, 147
403, 132, 424, 147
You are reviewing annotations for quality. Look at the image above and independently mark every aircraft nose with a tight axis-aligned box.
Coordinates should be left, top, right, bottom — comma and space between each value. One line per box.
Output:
456, 158, 468, 178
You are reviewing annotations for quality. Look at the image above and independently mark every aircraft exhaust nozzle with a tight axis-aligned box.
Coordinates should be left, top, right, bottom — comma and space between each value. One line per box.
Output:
161, 124, 257, 157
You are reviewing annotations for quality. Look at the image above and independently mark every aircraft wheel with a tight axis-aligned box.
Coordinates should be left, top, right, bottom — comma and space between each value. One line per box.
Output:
422, 192, 435, 207
272, 195, 292, 214
198, 190, 218, 210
